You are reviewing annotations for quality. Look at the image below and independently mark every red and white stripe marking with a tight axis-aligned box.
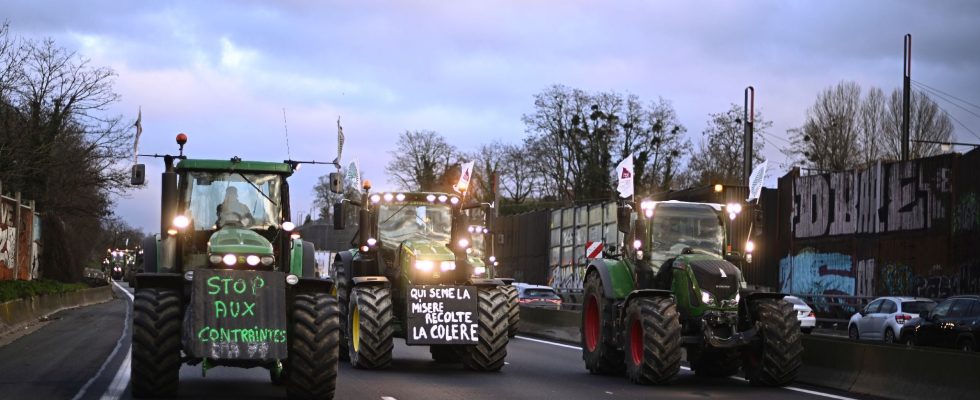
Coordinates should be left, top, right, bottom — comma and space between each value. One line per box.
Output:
585, 241, 604, 259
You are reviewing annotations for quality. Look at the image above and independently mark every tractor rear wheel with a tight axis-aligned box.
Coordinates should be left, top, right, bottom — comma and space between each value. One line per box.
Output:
623, 297, 682, 385
459, 287, 509, 371
132, 288, 182, 398
744, 298, 803, 386
286, 293, 340, 400
347, 285, 394, 369
692, 348, 741, 377
501, 285, 520, 338
333, 259, 350, 361
581, 272, 624, 375
430, 345, 461, 363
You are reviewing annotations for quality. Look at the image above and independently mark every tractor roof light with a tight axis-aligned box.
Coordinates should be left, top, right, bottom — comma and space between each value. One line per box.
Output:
714, 184, 723, 193
370, 194, 382, 203
426, 194, 436, 202
745, 240, 755, 253
395, 193, 406, 201
458, 238, 470, 248
727, 203, 742, 214
383, 193, 394, 202
438, 194, 448, 203
173, 215, 190, 229
281, 221, 296, 231
367, 238, 378, 247
449, 196, 460, 205
633, 239, 642, 249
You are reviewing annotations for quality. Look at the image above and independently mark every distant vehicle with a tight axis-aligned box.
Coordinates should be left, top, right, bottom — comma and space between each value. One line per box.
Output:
848, 297, 936, 344
784, 296, 815, 334
901, 295, 980, 352
514, 283, 562, 310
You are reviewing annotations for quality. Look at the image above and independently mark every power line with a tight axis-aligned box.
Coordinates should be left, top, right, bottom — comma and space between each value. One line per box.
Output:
912, 79, 980, 112
912, 81, 980, 121
911, 83, 980, 142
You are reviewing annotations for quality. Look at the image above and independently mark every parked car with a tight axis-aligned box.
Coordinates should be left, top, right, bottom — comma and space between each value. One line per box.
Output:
901, 295, 980, 352
848, 297, 936, 344
785, 296, 816, 334
513, 283, 562, 310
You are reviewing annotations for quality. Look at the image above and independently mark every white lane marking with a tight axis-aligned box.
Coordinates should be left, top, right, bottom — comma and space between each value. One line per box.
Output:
72, 281, 133, 400
515, 335, 861, 400
381, 397, 398, 400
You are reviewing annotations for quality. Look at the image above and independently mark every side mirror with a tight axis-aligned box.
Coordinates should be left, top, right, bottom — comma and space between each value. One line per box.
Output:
753, 208, 764, 237
329, 172, 344, 194
332, 202, 346, 230
131, 164, 146, 186
617, 205, 632, 234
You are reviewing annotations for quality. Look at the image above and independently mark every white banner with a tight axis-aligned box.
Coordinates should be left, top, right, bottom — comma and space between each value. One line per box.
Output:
455, 161, 475, 193
616, 154, 634, 198
747, 160, 768, 201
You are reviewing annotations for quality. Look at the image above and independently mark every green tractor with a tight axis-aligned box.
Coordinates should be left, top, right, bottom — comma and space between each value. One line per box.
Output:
130, 134, 339, 399
331, 182, 511, 371
581, 199, 802, 386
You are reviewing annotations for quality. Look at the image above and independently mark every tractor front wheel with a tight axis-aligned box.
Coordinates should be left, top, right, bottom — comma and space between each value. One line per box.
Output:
131, 288, 182, 398
623, 297, 682, 385
459, 287, 509, 371
286, 293, 340, 400
347, 285, 394, 369
581, 272, 624, 375
744, 298, 803, 386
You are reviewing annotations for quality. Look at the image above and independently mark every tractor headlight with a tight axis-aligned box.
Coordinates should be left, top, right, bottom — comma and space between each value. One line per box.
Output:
415, 260, 435, 272
474, 266, 486, 275
246, 255, 261, 266
260, 256, 274, 266
281, 221, 296, 231
173, 215, 190, 229
734, 292, 740, 303
458, 238, 469, 248
440, 261, 456, 271
222, 254, 237, 266
701, 291, 715, 305
209, 254, 223, 264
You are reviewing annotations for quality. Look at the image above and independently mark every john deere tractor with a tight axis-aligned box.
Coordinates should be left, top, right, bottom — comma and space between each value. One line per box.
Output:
331, 182, 510, 371
581, 199, 802, 386
130, 134, 339, 399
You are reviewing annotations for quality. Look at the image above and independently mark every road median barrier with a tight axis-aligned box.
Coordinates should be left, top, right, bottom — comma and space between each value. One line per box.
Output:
520, 307, 980, 399
0, 285, 115, 336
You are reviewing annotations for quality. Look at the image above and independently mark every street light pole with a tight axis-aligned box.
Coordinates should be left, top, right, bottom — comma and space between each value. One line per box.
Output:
902, 34, 912, 161
744, 86, 755, 186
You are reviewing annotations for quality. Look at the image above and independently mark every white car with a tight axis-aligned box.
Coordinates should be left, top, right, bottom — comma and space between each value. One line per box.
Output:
848, 297, 936, 344
784, 296, 815, 334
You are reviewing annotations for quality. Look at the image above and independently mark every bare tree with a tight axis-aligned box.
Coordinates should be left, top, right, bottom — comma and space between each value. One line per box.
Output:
385, 130, 459, 191
858, 86, 887, 166
881, 88, 953, 160
790, 81, 863, 171
500, 139, 539, 203
686, 104, 770, 186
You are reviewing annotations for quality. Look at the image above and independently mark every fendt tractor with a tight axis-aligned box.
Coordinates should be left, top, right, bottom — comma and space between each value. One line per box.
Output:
581, 199, 802, 386
330, 179, 512, 371
130, 134, 339, 399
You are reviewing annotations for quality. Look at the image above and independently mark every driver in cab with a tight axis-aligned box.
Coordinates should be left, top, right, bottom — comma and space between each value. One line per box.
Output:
216, 186, 253, 227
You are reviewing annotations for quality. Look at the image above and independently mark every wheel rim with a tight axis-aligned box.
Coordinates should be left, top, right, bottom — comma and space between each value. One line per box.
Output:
630, 318, 643, 366
849, 326, 858, 340
885, 330, 894, 343
352, 305, 361, 353
584, 296, 600, 352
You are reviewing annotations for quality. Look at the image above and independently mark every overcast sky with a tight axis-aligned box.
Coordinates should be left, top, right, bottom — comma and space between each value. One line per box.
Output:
5, 0, 980, 231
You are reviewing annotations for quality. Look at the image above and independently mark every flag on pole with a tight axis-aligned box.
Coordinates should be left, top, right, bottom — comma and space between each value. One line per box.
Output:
133, 106, 142, 164
746, 160, 768, 202
333, 116, 344, 165
455, 161, 475, 193
616, 154, 634, 198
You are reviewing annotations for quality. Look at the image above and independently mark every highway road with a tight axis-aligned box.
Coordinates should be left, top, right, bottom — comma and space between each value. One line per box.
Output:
0, 282, 874, 400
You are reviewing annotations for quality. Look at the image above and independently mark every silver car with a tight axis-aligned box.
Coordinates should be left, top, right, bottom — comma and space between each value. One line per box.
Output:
848, 297, 936, 344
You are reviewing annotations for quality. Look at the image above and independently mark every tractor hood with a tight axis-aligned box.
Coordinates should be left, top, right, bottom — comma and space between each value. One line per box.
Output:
679, 254, 741, 301
401, 238, 456, 262
208, 227, 274, 256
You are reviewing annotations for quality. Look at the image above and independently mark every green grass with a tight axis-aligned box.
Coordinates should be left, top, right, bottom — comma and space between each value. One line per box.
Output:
0, 279, 90, 303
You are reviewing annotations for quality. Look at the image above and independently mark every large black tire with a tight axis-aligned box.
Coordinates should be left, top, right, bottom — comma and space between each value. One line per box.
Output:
131, 289, 182, 398
430, 345, 461, 363
459, 287, 509, 371
501, 285, 520, 338
286, 293, 340, 400
744, 298, 803, 386
333, 258, 350, 361
581, 271, 624, 375
623, 297, 682, 385
691, 348, 741, 377
347, 285, 394, 369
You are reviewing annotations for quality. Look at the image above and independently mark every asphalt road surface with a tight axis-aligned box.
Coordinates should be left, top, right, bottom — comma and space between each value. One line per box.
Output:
0, 282, 873, 400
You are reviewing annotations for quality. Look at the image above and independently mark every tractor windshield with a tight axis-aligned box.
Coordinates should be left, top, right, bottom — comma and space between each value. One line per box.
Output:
182, 171, 283, 230
647, 203, 724, 264
378, 203, 452, 245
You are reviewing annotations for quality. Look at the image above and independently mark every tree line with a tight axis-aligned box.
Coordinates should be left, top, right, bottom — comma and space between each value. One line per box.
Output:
0, 23, 138, 282
316, 81, 954, 216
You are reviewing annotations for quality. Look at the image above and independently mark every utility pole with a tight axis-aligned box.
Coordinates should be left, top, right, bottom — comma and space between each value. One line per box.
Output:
902, 34, 911, 161
744, 86, 755, 186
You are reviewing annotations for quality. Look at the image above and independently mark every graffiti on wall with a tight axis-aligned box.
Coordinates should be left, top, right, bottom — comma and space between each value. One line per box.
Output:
954, 192, 979, 234
549, 265, 584, 290
792, 161, 951, 239
779, 251, 856, 296
0, 202, 17, 270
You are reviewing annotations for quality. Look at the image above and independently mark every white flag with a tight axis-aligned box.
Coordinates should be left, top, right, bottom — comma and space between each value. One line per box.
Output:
455, 161, 475, 193
616, 154, 634, 198
333, 116, 344, 165
747, 160, 768, 202
133, 107, 142, 164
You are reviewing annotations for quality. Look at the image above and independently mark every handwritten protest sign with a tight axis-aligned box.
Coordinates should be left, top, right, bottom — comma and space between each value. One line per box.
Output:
405, 285, 479, 345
